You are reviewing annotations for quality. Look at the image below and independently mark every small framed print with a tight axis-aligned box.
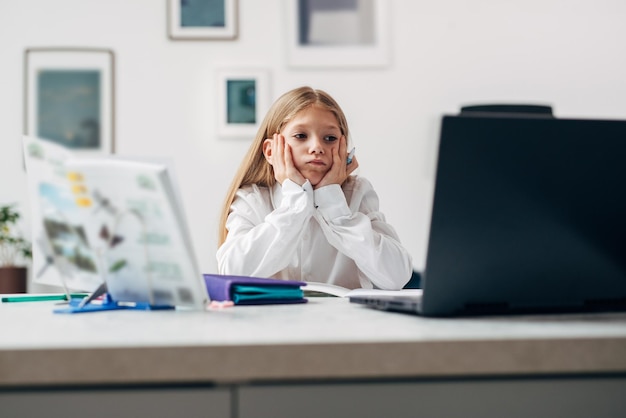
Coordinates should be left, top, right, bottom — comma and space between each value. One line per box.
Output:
217, 69, 270, 138
168, 0, 238, 40
24, 48, 115, 155
286, 0, 390, 68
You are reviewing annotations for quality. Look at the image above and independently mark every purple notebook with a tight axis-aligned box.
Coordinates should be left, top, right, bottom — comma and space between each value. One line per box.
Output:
203, 274, 307, 305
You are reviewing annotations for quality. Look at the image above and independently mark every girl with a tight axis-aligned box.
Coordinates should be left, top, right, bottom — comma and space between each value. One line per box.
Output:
217, 86, 412, 290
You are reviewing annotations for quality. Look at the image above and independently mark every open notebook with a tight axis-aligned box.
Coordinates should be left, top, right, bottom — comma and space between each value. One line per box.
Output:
23, 136, 209, 310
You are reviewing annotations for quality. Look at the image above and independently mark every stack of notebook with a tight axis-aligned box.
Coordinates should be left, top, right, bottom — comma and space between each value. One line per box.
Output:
203, 274, 307, 305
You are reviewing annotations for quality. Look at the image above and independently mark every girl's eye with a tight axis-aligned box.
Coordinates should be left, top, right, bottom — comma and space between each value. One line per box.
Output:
324, 136, 338, 142
293, 133, 307, 140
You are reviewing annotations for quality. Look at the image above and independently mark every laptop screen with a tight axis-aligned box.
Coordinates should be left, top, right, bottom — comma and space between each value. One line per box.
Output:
421, 115, 626, 315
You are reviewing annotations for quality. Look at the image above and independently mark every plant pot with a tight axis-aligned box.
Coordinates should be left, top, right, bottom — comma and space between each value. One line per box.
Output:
0, 266, 27, 294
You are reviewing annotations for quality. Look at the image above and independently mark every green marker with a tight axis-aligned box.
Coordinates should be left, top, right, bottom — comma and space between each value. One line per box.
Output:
1, 293, 89, 303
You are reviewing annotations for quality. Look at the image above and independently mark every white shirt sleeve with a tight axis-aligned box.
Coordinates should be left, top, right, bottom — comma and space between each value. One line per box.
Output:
216, 179, 315, 278
313, 178, 413, 290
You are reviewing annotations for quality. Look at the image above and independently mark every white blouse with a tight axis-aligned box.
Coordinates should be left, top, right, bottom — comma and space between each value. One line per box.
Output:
216, 176, 413, 290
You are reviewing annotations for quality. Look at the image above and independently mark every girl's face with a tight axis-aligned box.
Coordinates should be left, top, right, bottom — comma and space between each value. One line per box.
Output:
280, 105, 342, 186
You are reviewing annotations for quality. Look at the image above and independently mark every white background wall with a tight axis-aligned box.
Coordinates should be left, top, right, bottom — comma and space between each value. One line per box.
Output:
1, 0, 625, 291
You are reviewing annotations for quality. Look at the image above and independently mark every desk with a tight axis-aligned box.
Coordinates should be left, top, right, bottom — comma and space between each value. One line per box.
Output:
1, 298, 625, 417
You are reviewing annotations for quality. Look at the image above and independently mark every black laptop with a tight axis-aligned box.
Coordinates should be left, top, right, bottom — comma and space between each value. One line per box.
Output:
350, 114, 626, 316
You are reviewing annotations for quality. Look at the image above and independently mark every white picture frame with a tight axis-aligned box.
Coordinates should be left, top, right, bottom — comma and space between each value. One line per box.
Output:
168, 0, 238, 40
285, 0, 390, 68
24, 48, 115, 155
216, 69, 270, 138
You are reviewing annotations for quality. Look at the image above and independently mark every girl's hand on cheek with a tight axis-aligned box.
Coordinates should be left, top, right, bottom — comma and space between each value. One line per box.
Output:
269, 133, 287, 184
315, 136, 354, 189
284, 141, 307, 186
270, 134, 306, 186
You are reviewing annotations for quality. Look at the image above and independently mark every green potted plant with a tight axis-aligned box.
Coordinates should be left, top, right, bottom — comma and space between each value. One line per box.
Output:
0, 203, 32, 293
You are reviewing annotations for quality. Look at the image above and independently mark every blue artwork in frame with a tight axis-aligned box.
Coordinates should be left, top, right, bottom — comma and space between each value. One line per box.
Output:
226, 79, 256, 124
217, 69, 269, 138
180, 0, 225, 28
37, 70, 101, 149
25, 48, 114, 155
169, 0, 237, 39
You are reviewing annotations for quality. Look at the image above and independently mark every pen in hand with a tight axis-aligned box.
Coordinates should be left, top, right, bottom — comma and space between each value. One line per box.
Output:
346, 147, 356, 165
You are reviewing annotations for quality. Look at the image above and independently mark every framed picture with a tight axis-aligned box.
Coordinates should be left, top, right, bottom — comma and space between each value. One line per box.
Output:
216, 69, 270, 138
168, 0, 238, 40
286, 0, 390, 68
24, 48, 115, 155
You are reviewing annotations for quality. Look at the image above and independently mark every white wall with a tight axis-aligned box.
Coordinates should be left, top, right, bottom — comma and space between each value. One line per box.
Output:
1, 0, 625, 290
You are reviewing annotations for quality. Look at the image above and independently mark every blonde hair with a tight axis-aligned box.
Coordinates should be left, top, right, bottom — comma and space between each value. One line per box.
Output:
217, 86, 350, 246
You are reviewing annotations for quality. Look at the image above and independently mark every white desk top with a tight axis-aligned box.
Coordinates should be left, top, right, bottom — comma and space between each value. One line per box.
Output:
2, 297, 626, 386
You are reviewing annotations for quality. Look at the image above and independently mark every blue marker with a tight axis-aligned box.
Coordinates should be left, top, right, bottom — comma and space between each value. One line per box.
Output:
346, 147, 356, 164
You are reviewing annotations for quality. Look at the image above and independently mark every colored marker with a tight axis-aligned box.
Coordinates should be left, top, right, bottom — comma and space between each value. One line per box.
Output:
347, 147, 356, 164
1, 293, 89, 303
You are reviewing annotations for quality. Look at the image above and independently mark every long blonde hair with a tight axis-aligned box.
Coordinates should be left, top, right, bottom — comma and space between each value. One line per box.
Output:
217, 86, 350, 246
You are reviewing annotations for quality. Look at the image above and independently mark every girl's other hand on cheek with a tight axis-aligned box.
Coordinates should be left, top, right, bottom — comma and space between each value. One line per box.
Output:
315, 136, 355, 189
